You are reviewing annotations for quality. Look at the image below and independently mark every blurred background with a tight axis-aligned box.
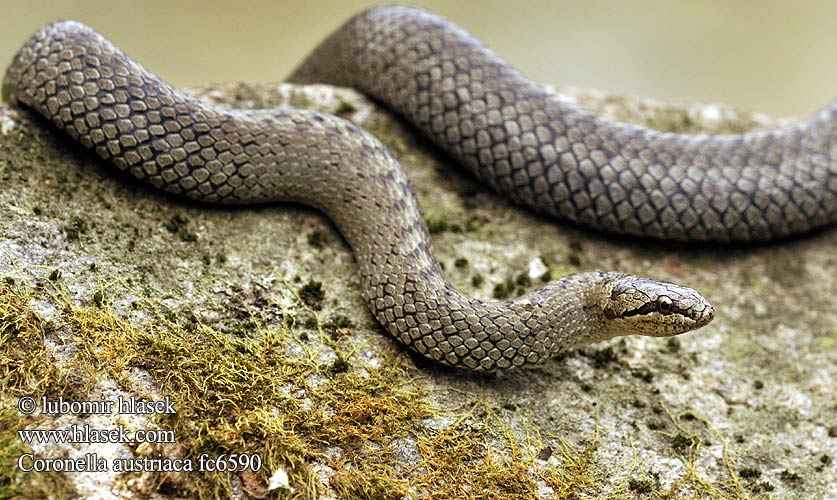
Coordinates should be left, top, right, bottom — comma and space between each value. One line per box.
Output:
1, 0, 834, 117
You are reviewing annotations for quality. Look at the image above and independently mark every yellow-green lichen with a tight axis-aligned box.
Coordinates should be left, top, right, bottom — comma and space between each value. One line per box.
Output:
0, 283, 79, 499
0, 270, 791, 499
4, 276, 439, 498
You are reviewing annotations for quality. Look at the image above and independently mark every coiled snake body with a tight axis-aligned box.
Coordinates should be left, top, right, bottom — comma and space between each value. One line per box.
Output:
8, 6, 834, 370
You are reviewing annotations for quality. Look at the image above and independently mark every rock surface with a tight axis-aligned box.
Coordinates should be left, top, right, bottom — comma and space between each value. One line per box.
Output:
0, 82, 834, 499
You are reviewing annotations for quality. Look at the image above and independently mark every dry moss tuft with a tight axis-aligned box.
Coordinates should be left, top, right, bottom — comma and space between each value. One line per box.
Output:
0, 282, 79, 499
0, 276, 786, 499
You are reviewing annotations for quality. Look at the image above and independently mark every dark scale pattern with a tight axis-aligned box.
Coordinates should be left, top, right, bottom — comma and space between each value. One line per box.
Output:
5, 15, 715, 371
290, 6, 837, 243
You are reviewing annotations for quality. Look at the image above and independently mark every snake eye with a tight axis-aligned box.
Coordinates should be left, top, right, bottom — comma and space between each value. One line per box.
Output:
657, 296, 673, 314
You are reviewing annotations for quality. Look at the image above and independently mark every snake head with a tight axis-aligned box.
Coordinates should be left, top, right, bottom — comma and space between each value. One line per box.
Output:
600, 275, 714, 338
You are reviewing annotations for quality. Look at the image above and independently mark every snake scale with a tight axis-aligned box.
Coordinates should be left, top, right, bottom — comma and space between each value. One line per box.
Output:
8, 5, 834, 370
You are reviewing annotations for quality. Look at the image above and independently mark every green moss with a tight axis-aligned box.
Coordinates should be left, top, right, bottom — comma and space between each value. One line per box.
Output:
63, 216, 88, 241
671, 433, 700, 454
0, 274, 434, 497
411, 412, 600, 499
647, 420, 664, 431
163, 213, 197, 241
327, 356, 350, 376
0, 285, 80, 498
53, 279, 435, 498
779, 470, 802, 485
334, 100, 357, 115
307, 230, 326, 248
426, 218, 449, 234
628, 477, 653, 494
179, 230, 198, 242
325, 315, 355, 340
298, 280, 325, 310
566, 237, 585, 266
471, 274, 484, 287
301, 315, 318, 329
753, 481, 775, 493
92, 290, 104, 308
0, 408, 79, 500
331, 465, 407, 500
165, 214, 188, 233
454, 257, 468, 268
326, 314, 354, 330
632, 369, 654, 383
0, 283, 69, 399
591, 346, 617, 368
492, 279, 515, 300
738, 467, 761, 479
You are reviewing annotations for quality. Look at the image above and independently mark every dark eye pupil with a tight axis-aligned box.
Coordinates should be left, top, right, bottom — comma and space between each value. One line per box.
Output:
658, 298, 671, 311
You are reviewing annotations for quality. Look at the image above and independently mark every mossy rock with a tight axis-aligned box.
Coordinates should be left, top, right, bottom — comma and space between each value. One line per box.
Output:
1, 83, 834, 499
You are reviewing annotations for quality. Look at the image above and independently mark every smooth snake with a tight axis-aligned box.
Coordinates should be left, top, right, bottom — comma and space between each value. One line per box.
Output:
8, 6, 833, 370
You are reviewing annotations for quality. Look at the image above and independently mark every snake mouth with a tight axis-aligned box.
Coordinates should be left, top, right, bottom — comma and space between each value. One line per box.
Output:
673, 302, 714, 329
695, 304, 715, 327
611, 295, 715, 338
671, 303, 715, 334
676, 301, 715, 331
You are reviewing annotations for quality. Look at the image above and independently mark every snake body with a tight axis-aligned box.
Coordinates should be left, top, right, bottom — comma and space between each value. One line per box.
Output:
24, 7, 837, 370
289, 8, 837, 243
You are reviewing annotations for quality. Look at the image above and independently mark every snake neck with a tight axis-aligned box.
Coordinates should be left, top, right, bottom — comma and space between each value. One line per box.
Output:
359, 264, 618, 370
290, 5, 837, 243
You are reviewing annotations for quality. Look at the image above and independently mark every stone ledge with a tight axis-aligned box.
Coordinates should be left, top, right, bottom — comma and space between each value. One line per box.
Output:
1, 83, 834, 499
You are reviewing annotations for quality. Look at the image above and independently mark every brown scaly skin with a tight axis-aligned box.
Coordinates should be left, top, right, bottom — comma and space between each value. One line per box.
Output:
4, 10, 720, 372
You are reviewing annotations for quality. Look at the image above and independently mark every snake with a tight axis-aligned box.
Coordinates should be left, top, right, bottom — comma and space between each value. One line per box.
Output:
15, 6, 837, 371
